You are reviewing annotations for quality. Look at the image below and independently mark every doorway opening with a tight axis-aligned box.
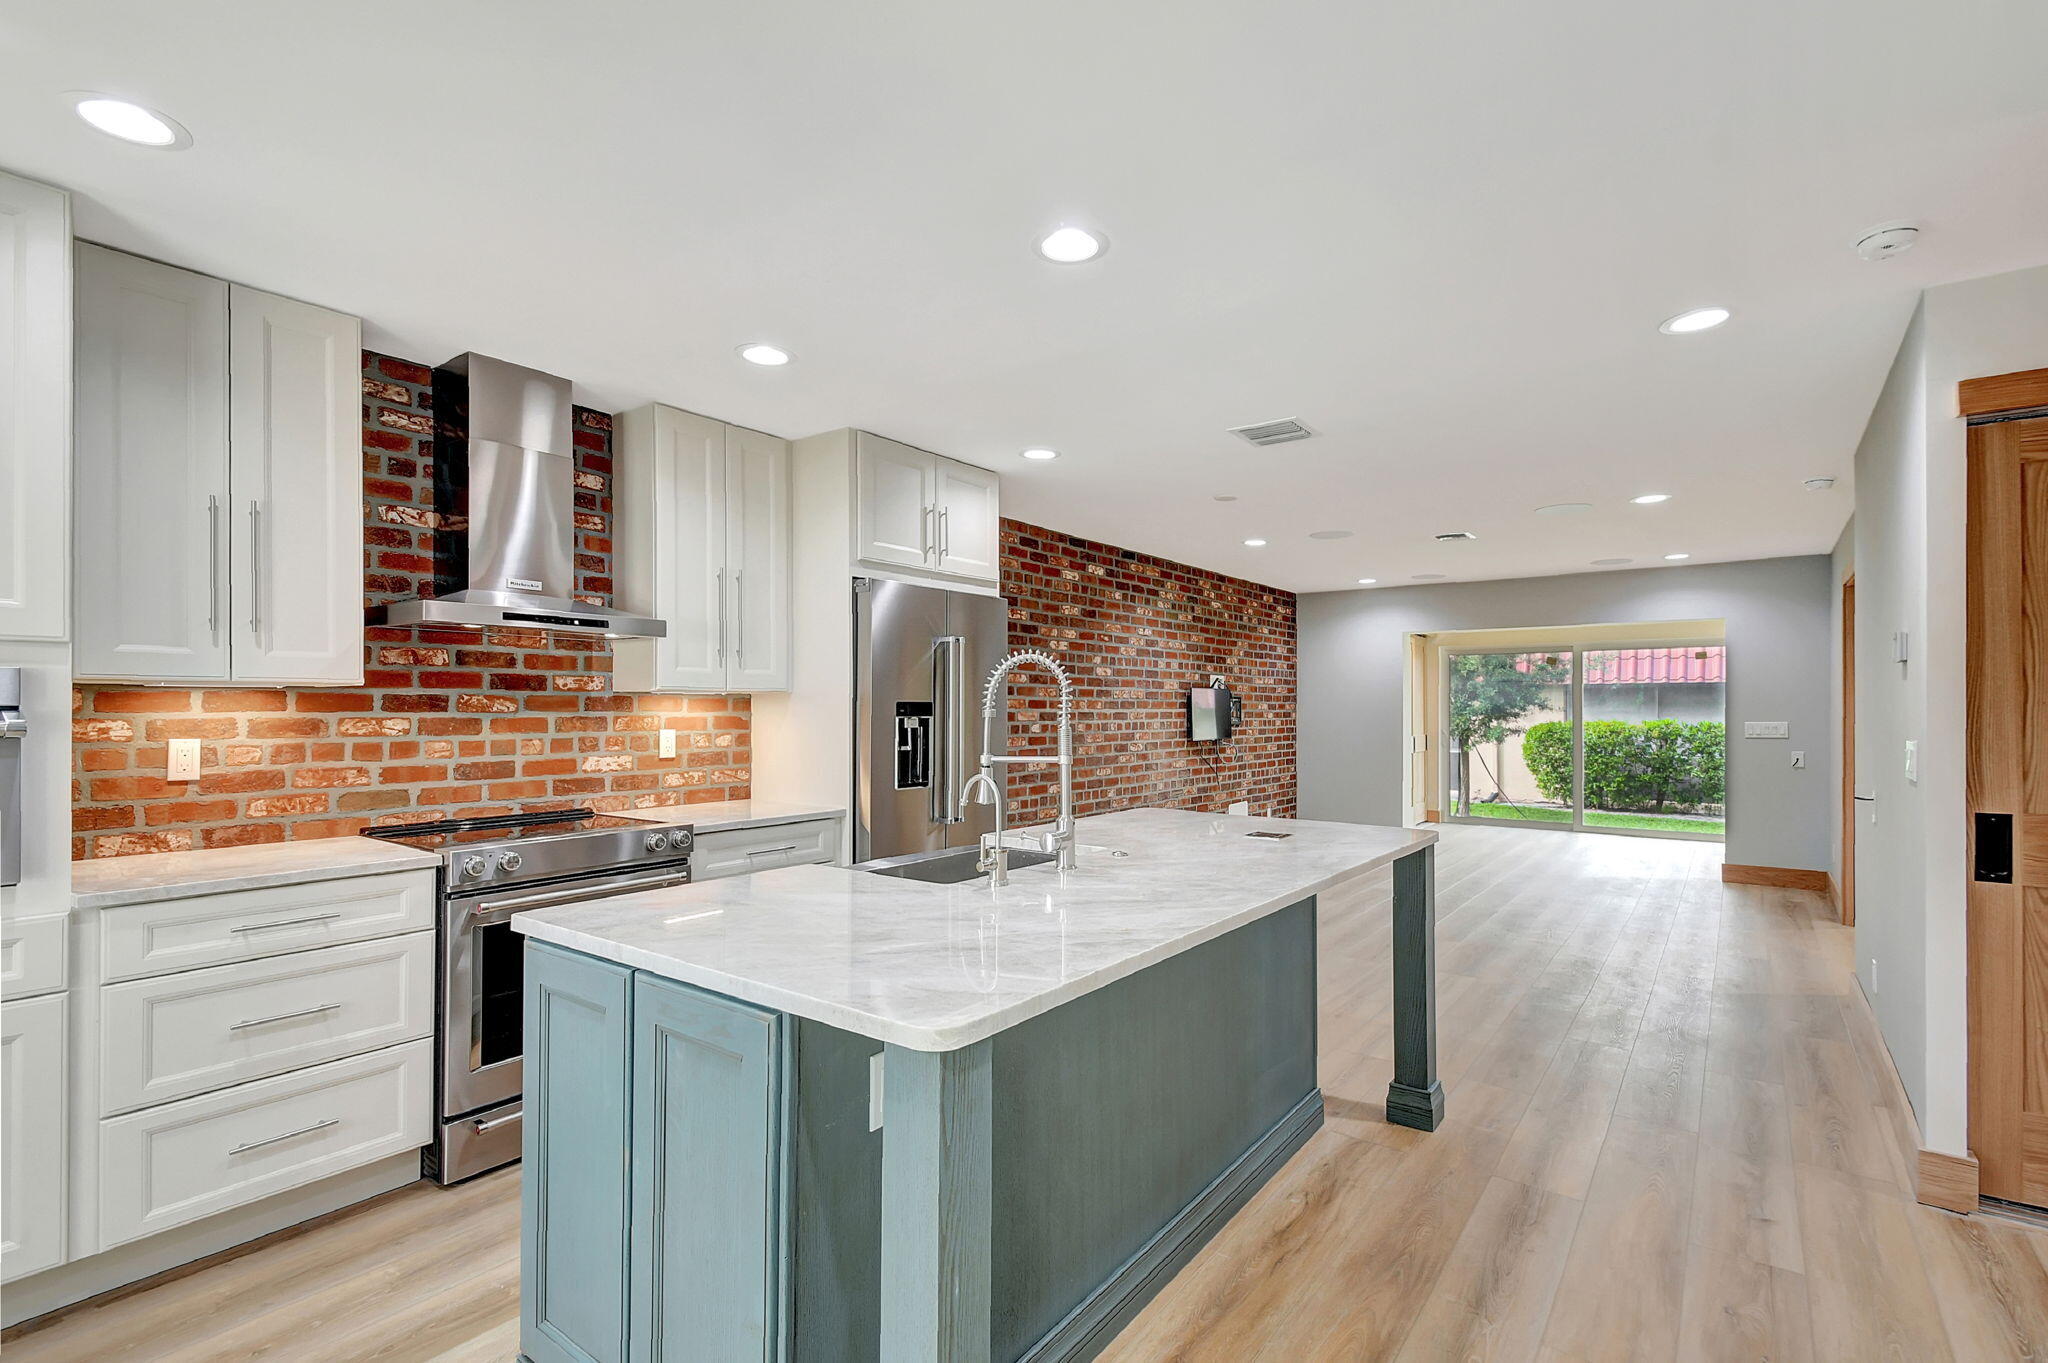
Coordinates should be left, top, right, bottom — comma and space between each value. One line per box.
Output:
1415, 622, 1727, 842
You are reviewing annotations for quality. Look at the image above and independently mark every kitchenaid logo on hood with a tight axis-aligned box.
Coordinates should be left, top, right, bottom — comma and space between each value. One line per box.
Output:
507, 577, 544, 592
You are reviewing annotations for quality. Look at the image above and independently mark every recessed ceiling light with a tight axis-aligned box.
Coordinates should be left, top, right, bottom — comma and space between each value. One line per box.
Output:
1663, 553, 1691, 561
1411, 573, 1447, 581
1591, 557, 1633, 566
1356, 578, 1377, 585
1536, 503, 1593, 516
1212, 495, 1238, 502
1659, 307, 1730, 335
1036, 226, 1106, 264
737, 343, 791, 366
1020, 448, 1059, 461
1242, 538, 1267, 548
73, 94, 190, 148
1309, 529, 1352, 540
1630, 493, 1671, 504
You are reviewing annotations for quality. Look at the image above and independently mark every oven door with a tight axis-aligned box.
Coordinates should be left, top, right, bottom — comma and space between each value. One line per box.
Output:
440, 862, 691, 1120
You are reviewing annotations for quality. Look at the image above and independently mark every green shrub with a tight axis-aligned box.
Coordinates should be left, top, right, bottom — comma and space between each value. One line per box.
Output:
1523, 718, 1725, 812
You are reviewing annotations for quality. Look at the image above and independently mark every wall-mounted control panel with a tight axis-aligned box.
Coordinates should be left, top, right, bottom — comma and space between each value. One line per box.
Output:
893, 701, 933, 789
1742, 721, 1789, 739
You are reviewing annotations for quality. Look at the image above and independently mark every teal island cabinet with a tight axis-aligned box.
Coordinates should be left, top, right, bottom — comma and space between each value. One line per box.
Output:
512, 808, 1440, 1363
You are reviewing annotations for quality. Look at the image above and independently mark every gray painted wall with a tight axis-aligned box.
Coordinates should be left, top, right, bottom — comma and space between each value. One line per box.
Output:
1298, 556, 1837, 871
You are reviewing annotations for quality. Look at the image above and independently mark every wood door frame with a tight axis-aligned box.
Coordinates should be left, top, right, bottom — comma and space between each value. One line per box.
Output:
1964, 366, 2048, 1210
1840, 575, 1856, 926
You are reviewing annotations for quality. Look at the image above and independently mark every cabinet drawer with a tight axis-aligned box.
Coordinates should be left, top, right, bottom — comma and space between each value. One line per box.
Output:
1, 914, 69, 999
100, 931, 434, 1114
98, 872, 434, 982
98, 1039, 430, 1248
693, 818, 840, 881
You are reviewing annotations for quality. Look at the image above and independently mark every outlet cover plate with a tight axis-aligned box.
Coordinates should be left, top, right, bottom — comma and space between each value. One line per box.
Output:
167, 738, 201, 781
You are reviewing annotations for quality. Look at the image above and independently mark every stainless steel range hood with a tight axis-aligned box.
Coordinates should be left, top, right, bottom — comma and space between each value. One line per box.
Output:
374, 353, 664, 638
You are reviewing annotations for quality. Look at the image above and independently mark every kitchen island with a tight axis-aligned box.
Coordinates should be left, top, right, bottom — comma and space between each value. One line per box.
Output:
511, 808, 1440, 1363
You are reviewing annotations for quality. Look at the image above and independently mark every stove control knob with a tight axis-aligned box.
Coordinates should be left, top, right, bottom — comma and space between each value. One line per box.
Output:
644, 832, 670, 854
460, 855, 488, 879
500, 851, 524, 873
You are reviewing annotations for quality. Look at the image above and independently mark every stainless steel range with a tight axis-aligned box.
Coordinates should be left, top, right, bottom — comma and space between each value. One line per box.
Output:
364, 807, 692, 1182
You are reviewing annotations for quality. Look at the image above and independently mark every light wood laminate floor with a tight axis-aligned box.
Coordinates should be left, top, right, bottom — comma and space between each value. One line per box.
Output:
12, 824, 2046, 1362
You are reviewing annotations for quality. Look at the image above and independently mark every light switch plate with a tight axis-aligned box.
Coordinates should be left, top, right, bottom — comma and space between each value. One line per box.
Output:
658, 727, 678, 759
1743, 721, 1790, 739
1790, 750, 1806, 769
167, 738, 201, 781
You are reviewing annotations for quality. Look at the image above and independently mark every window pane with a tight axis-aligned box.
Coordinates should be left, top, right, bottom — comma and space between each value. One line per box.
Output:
1447, 650, 1574, 826
1579, 646, 1726, 837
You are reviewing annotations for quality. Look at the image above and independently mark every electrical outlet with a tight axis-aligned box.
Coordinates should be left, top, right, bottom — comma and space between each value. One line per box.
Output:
659, 727, 678, 759
1790, 750, 1806, 770
868, 1051, 885, 1132
1904, 739, 1918, 784
167, 738, 201, 781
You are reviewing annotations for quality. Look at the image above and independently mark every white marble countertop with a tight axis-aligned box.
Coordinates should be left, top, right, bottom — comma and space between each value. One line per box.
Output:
72, 836, 440, 910
513, 807, 1435, 1051
630, 797, 844, 833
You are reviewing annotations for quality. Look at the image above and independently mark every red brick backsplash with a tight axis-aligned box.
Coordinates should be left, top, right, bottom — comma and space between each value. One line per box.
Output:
999, 520, 1295, 825
71, 351, 750, 859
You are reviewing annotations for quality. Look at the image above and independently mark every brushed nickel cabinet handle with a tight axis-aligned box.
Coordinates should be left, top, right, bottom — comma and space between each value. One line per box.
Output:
921, 504, 933, 561
735, 569, 745, 667
229, 913, 342, 933
248, 500, 264, 635
229, 1117, 338, 1157
228, 1002, 341, 1031
940, 507, 950, 560
715, 567, 726, 665
471, 1111, 522, 1135
207, 496, 221, 639
745, 844, 799, 858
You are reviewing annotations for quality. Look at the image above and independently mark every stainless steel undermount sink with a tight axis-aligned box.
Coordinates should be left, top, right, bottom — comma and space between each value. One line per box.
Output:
853, 845, 1058, 885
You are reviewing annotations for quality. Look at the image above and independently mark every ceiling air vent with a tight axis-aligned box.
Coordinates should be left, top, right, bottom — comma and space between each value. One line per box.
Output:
1434, 531, 1477, 542
1228, 418, 1315, 447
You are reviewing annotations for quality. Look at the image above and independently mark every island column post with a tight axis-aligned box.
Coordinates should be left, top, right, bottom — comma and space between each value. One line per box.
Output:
878, 1037, 994, 1363
1386, 842, 1445, 1131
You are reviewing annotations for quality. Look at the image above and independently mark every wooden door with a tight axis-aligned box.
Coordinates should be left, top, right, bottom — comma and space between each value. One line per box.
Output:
935, 456, 1001, 582
227, 285, 362, 684
73, 244, 231, 681
855, 431, 936, 570
0, 172, 71, 644
1968, 410, 2048, 1204
724, 423, 792, 692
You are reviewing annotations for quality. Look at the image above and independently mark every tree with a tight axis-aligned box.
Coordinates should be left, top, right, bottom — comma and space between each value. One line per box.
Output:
1448, 653, 1569, 815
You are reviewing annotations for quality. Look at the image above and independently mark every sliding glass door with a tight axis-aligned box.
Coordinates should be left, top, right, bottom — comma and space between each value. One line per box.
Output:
1445, 643, 1725, 841
1445, 649, 1575, 827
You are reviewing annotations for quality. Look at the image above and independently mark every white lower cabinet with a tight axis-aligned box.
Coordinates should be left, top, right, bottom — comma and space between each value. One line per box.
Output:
97, 1039, 431, 1248
691, 816, 840, 881
1, 993, 67, 1282
99, 932, 434, 1114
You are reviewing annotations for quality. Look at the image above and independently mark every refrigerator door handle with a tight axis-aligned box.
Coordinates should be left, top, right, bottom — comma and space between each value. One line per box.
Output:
932, 635, 967, 823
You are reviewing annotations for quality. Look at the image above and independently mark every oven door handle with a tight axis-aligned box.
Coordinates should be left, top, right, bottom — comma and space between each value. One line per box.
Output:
463, 868, 694, 927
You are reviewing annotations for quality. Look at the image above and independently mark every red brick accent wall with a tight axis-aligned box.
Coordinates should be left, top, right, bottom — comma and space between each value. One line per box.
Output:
70, 352, 751, 859
1000, 519, 1295, 825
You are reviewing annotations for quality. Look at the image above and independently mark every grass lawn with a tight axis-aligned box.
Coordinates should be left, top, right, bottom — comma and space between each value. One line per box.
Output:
1460, 803, 1724, 836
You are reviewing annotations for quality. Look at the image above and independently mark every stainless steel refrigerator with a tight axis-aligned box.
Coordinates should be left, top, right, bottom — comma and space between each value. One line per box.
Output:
853, 577, 1011, 862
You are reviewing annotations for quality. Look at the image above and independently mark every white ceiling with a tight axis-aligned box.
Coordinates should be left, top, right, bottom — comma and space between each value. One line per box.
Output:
6, 2, 2047, 593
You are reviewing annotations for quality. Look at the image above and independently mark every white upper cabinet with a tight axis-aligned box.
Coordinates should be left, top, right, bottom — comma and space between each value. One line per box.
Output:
615, 404, 790, 693
74, 247, 362, 685
852, 432, 999, 585
855, 432, 937, 570
0, 173, 71, 643
227, 286, 363, 684
935, 458, 1001, 581
74, 244, 232, 681
725, 423, 792, 692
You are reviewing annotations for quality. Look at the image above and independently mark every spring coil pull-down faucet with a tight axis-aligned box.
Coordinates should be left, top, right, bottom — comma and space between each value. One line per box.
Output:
958, 649, 1076, 887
